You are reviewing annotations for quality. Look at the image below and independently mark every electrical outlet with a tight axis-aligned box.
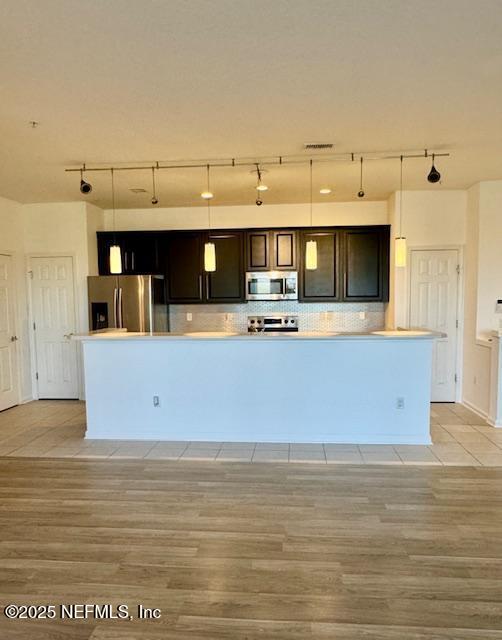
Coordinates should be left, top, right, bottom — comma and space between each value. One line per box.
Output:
153, 395, 160, 407
396, 397, 405, 410
359, 311, 366, 320
186, 312, 192, 322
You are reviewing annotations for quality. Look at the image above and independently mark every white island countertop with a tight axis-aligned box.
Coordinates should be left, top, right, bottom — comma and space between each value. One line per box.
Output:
75, 329, 442, 341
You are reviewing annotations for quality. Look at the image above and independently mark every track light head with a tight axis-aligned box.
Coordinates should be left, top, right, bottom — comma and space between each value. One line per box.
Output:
80, 178, 92, 194
255, 198, 263, 206
357, 189, 365, 198
427, 156, 441, 183
151, 196, 159, 205
79, 168, 92, 194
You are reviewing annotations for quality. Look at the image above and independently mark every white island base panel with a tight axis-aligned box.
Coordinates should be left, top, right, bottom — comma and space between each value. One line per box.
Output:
82, 334, 434, 445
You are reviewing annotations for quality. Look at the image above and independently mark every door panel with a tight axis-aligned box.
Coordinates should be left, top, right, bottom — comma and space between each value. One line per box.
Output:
246, 232, 269, 270
118, 275, 153, 331
300, 231, 339, 301
273, 230, 297, 270
31, 257, 79, 399
166, 233, 203, 303
206, 233, 244, 302
0, 255, 18, 411
410, 249, 459, 402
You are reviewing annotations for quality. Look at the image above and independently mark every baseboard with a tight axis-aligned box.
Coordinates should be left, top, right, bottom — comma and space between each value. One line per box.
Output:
462, 398, 489, 422
19, 395, 34, 405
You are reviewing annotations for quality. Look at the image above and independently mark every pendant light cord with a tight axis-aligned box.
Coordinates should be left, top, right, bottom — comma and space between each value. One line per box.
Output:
360, 156, 363, 191
399, 155, 403, 237
151, 167, 156, 200
206, 164, 211, 235
111, 168, 117, 244
309, 159, 313, 228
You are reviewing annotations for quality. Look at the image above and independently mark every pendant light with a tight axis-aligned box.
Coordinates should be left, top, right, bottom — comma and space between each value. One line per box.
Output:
305, 159, 318, 271
357, 156, 365, 198
109, 168, 122, 274
395, 156, 407, 268
204, 164, 216, 272
151, 166, 159, 205
427, 153, 441, 183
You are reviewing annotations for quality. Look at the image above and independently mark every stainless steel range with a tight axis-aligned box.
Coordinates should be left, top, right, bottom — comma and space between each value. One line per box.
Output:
247, 315, 299, 333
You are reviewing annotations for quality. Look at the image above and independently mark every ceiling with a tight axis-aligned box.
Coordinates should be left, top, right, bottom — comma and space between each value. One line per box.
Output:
1, 0, 502, 208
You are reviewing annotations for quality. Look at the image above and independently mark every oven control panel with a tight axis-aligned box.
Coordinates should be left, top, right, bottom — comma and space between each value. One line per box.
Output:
247, 315, 299, 333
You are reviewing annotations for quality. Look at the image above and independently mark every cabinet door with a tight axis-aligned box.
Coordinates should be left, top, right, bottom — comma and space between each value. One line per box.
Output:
300, 230, 339, 301
206, 232, 245, 302
123, 232, 159, 274
272, 230, 297, 270
343, 228, 389, 301
166, 232, 204, 303
97, 232, 114, 275
246, 231, 270, 271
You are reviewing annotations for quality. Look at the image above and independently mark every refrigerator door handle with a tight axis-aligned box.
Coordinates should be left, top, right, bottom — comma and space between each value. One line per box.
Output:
118, 287, 123, 328
113, 287, 118, 328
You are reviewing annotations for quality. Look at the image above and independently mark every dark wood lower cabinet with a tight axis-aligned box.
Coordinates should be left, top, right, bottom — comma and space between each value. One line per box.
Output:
300, 230, 340, 301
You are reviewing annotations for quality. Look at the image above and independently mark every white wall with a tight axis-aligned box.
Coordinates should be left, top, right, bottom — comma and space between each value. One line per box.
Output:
386, 190, 467, 329
462, 181, 502, 418
103, 200, 388, 231
0, 196, 32, 402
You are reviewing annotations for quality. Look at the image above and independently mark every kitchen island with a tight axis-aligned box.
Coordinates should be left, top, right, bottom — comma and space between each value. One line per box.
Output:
77, 330, 439, 445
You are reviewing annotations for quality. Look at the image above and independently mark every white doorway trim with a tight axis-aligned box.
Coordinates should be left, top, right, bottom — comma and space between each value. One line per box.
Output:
0, 249, 21, 409
407, 244, 464, 403
27, 253, 81, 400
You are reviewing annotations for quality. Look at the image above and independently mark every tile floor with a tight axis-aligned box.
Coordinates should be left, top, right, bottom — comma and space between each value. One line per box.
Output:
0, 399, 501, 466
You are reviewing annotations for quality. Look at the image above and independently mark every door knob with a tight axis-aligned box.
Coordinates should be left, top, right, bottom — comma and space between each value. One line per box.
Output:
10, 336, 18, 342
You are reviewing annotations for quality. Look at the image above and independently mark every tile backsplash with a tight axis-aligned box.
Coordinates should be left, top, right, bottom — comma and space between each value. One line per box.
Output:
169, 301, 386, 333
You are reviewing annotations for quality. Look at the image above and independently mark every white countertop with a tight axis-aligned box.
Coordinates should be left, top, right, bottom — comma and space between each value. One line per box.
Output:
75, 329, 443, 341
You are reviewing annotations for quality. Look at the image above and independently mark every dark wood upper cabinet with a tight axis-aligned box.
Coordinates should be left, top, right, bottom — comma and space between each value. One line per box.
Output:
300, 230, 339, 301
97, 231, 159, 275
205, 232, 245, 302
246, 229, 297, 271
98, 225, 389, 305
246, 231, 270, 270
272, 230, 297, 269
165, 232, 204, 303
342, 227, 389, 302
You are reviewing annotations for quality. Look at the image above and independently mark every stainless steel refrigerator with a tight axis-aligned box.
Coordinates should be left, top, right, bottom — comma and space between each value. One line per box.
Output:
87, 275, 168, 332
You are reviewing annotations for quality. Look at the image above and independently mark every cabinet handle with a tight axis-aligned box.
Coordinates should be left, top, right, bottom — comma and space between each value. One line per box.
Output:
198, 274, 203, 299
131, 252, 135, 271
206, 274, 210, 299
124, 251, 128, 271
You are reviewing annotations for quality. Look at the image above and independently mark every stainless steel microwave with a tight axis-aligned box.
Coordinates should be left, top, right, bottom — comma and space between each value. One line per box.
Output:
245, 271, 298, 301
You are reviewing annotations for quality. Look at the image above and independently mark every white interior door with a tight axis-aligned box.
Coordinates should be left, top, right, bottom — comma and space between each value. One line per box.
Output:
0, 254, 19, 411
409, 249, 459, 402
30, 256, 79, 399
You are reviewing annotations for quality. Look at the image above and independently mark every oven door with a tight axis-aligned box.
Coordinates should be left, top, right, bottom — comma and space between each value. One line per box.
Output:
246, 272, 298, 300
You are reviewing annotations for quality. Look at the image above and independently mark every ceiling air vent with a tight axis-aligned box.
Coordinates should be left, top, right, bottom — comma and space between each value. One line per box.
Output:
303, 142, 334, 150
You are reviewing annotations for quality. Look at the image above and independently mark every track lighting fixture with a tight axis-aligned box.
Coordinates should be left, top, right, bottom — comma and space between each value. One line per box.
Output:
151, 167, 159, 205
427, 154, 441, 183
254, 164, 268, 192
357, 157, 365, 198
80, 167, 92, 194
203, 165, 216, 272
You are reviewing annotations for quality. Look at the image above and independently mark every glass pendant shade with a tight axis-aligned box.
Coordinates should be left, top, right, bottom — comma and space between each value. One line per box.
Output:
109, 245, 122, 274
395, 237, 407, 268
204, 242, 216, 272
305, 240, 318, 271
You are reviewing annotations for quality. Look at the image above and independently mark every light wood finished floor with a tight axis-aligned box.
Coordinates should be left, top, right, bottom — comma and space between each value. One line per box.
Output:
0, 457, 501, 639
0, 400, 501, 465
